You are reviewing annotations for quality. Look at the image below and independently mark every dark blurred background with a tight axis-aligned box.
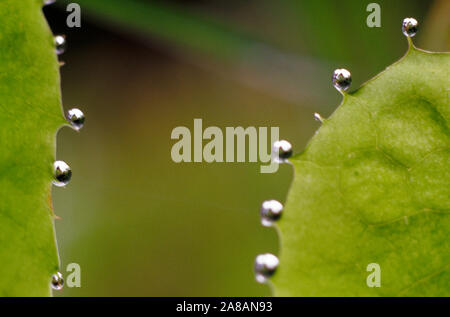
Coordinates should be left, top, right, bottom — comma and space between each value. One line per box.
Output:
44, 0, 449, 296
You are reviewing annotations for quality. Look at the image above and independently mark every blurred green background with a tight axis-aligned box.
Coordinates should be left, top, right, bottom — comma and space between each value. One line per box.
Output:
44, 0, 449, 296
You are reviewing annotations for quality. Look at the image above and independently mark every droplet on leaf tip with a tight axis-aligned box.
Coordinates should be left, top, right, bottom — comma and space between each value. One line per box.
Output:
53, 160, 72, 187
402, 17, 418, 38
332, 68, 352, 92
51, 272, 64, 290
66, 108, 85, 131
254, 253, 279, 284
260, 200, 283, 227
273, 140, 292, 160
314, 112, 324, 123
54, 35, 66, 55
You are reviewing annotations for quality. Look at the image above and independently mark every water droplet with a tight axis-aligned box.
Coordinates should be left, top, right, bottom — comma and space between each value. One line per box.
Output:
53, 161, 72, 187
54, 35, 66, 55
66, 108, 85, 131
332, 68, 352, 92
314, 112, 324, 123
254, 253, 279, 284
273, 140, 292, 160
260, 200, 283, 227
402, 18, 418, 38
51, 272, 64, 290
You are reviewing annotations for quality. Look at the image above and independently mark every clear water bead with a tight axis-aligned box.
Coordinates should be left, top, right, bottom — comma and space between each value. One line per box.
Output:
260, 200, 283, 227
66, 108, 85, 131
402, 18, 418, 38
273, 140, 292, 160
314, 112, 324, 123
54, 35, 66, 55
51, 272, 64, 290
53, 161, 72, 187
254, 253, 279, 283
332, 68, 352, 92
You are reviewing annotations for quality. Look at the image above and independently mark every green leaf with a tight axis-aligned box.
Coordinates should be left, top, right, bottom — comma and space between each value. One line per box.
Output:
0, 0, 65, 296
273, 40, 449, 296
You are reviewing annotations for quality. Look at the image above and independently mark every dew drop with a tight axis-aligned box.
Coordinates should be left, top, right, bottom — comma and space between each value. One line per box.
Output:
53, 161, 72, 187
54, 35, 66, 55
260, 200, 283, 227
51, 272, 64, 290
254, 253, 279, 284
273, 140, 292, 160
66, 108, 85, 131
402, 17, 418, 38
314, 112, 324, 123
332, 68, 352, 92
